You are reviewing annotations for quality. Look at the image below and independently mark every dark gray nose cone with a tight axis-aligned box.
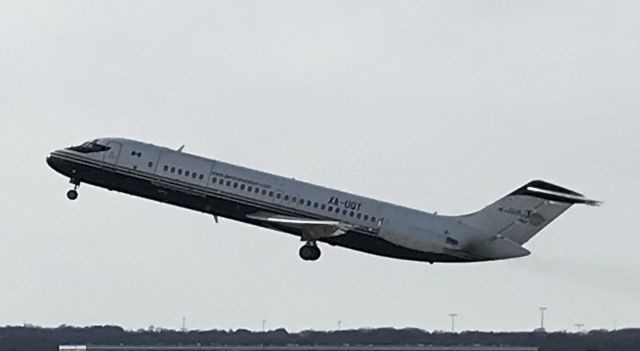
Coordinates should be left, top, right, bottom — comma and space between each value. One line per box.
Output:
46, 154, 68, 176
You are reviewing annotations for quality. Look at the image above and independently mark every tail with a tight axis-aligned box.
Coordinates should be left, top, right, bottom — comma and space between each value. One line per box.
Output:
459, 180, 601, 260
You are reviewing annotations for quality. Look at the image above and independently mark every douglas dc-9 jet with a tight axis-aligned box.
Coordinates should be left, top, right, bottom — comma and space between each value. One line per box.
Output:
47, 138, 600, 263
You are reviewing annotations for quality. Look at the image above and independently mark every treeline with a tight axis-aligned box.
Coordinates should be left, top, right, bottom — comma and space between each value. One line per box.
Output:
0, 326, 639, 351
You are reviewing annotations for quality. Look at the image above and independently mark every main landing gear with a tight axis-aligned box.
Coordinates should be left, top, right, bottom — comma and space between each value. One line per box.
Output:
299, 241, 321, 261
66, 179, 80, 201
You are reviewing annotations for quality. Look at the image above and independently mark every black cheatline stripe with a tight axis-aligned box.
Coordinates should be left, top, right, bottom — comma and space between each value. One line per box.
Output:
50, 153, 379, 235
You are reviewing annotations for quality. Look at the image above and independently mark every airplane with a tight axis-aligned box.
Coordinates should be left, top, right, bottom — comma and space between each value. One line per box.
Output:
46, 138, 600, 263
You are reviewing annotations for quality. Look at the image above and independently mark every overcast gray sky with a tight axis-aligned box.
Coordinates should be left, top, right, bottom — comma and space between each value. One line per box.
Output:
1, 0, 639, 333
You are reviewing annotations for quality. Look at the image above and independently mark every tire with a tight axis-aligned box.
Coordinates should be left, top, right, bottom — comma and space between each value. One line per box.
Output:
66, 189, 78, 200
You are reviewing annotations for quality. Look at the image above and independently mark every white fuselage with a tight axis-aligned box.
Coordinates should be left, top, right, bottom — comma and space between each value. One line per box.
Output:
48, 137, 591, 263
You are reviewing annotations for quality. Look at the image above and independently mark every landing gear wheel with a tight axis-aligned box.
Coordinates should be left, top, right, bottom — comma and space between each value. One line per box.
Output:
67, 181, 80, 201
299, 242, 321, 261
66, 189, 78, 200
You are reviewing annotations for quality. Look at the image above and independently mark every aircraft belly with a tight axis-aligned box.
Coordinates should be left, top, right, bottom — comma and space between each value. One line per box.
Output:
323, 233, 467, 263
378, 220, 448, 255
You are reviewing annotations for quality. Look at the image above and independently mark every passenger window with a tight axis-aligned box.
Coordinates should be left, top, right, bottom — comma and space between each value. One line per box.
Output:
255, 188, 260, 194
262, 189, 267, 195
284, 195, 289, 201
178, 169, 183, 175
171, 167, 176, 173
313, 202, 318, 208
371, 216, 377, 223
292, 196, 296, 202
307, 200, 311, 206
276, 193, 280, 199
327, 206, 333, 212
321, 204, 326, 210
219, 179, 224, 185
356, 213, 362, 219
240, 184, 245, 190
212, 177, 217, 183
233, 182, 238, 188
335, 208, 340, 214
350, 211, 354, 217
148, 161, 153, 168
226, 180, 231, 186
342, 209, 347, 215
199, 174, 204, 180
164, 165, 168, 172
364, 215, 369, 221
300, 199, 304, 205
192, 173, 197, 179
247, 186, 253, 192
185, 170, 190, 177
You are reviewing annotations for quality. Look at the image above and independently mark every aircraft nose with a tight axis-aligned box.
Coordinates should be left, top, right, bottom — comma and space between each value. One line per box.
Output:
46, 153, 64, 173
46, 154, 57, 170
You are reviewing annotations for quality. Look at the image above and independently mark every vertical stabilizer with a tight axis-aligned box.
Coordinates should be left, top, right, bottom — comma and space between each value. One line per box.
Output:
460, 180, 599, 250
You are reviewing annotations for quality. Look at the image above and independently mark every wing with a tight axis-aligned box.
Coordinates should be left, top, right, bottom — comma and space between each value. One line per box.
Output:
246, 211, 353, 240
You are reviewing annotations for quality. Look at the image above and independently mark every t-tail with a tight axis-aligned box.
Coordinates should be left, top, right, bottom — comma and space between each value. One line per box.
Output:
459, 180, 601, 261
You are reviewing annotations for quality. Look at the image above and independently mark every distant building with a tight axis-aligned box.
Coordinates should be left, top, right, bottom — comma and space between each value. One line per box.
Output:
59, 345, 538, 351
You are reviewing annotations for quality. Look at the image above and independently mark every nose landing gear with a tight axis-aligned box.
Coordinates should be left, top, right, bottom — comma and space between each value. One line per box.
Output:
299, 242, 321, 261
67, 179, 80, 201
66, 189, 78, 200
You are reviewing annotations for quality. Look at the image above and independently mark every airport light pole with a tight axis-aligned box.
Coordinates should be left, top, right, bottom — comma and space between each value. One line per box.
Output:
539, 307, 547, 330
261, 320, 267, 332
337, 320, 342, 331
448, 313, 458, 333
574, 323, 584, 333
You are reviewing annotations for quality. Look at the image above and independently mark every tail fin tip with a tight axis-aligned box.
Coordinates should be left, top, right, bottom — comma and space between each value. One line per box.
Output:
512, 180, 602, 207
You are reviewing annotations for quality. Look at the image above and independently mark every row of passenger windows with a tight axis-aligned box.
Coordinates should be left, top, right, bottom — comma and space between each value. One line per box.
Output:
209, 176, 379, 224
163, 165, 205, 180
153, 163, 379, 224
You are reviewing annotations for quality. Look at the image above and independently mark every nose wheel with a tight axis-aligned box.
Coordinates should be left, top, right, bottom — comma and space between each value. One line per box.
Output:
66, 189, 78, 200
67, 180, 80, 201
299, 242, 321, 261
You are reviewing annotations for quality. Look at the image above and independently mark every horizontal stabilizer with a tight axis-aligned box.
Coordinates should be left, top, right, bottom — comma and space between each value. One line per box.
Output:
511, 180, 602, 206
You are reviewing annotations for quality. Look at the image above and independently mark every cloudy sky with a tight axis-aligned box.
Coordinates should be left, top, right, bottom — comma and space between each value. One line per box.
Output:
1, 0, 638, 332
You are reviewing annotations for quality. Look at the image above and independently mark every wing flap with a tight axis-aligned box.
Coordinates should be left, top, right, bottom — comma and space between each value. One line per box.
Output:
247, 211, 352, 240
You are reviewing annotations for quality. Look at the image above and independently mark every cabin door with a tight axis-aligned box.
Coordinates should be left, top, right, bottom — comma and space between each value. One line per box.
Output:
103, 141, 122, 164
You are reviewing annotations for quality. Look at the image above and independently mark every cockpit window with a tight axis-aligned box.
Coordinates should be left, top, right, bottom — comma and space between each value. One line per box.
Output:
68, 140, 111, 153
